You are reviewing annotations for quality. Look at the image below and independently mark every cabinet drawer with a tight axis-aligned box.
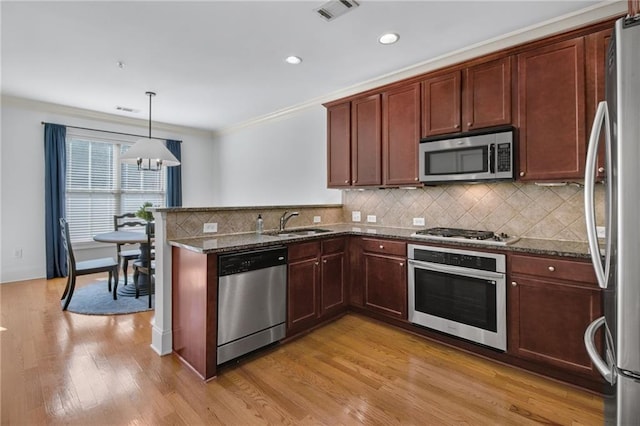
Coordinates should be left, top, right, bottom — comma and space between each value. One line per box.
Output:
361, 238, 406, 257
322, 237, 346, 255
510, 254, 597, 285
288, 241, 321, 261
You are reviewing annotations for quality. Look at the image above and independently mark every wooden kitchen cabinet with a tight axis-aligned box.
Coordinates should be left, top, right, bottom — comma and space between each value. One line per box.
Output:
517, 37, 587, 181
287, 237, 347, 337
508, 254, 603, 378
326, 102, 352, 187
360, 238, 407, 320
586, 28, 613, 181
421, 57, 512, 138
421, 70, 462, 137
463, 57, 512, 131
382, 82, 421, 185
351, 94, 382, 186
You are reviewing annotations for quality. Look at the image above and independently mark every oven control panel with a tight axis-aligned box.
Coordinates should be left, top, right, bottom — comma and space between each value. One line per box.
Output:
409, 244, 505, 273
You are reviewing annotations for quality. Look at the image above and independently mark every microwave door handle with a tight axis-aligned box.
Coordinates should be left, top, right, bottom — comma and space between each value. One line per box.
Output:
489, 144, 495, 173
584, 101, 610, 289
584, 316, 615, 384
408, 259, 504, 281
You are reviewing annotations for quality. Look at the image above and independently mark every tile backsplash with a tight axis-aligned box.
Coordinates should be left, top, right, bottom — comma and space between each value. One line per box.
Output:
164, 182, 603, 243
342, 182, 605, 242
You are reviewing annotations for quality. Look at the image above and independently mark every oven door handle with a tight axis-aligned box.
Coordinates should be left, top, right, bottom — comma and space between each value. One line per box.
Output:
408, 259, 504, 281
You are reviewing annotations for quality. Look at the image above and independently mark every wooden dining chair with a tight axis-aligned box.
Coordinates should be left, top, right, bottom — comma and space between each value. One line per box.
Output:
59, 218, 119, 311
132, 222, 155, 308
113, 213, 146, 287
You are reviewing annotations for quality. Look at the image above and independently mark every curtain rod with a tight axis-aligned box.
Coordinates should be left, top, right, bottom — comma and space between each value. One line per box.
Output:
40, 122, 182, 143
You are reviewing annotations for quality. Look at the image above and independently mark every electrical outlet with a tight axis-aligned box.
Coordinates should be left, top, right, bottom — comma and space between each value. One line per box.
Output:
413, 217, 425, 226
203, 222, 218, 233
352, 211, 361, 222
313, 216, 321, 223
596, 226, 606, 239
13, 248, 22, 259
367, 215, 377, 223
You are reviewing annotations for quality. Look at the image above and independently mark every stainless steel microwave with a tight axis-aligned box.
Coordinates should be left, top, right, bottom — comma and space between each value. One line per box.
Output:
419, 127, 515, 184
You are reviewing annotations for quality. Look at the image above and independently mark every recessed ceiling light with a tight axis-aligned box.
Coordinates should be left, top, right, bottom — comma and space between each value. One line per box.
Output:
379, 32, 399, 45
285, 56, 302, 65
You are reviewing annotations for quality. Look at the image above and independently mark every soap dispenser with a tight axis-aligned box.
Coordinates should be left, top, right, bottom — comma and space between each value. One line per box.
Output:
256, 214, 264, 234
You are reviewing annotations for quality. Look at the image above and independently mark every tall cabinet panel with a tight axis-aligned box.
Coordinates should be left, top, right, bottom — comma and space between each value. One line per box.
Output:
327, 102, 352, 187
351, 94, 382, 186
382, 82, 421, 185
517, 37, 587, 181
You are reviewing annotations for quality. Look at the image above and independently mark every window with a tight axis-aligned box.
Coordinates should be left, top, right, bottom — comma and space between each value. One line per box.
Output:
65, 131, 165, 243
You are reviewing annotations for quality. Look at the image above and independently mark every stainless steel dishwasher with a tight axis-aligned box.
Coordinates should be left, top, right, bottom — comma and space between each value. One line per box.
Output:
217, 246, 287, 365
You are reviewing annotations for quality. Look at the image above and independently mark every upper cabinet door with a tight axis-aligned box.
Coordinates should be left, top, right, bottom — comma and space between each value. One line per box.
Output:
517, 37, 586, 181
586, 28, 612, 181
351, 94, 382, 186
382, 82, 421, 186
463, 57, 512, 131
421, 71, 461, 137
326, 102, 351, 187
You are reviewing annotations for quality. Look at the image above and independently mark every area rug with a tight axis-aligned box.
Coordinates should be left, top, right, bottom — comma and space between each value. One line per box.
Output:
63, 279, 154, 315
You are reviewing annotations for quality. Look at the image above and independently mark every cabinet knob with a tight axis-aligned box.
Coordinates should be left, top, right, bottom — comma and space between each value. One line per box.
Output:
315, 262, 319, 266
548, 266, 555, 272
598, 167, 605, 173
414, 177, 419, 181
323, 259, 327, 264
400, 262, 404, 267
454, 124, 460, 129
379, 245, 384, 249
345, 180, 350, 184
519, 171, 525, 177
467, 122, 472, 127
511, 281, 518, 287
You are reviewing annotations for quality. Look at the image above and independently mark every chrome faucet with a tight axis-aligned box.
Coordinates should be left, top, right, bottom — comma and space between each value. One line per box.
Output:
279, 211, 299, 231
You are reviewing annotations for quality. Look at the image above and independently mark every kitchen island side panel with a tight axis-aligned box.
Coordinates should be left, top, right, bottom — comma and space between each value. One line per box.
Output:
172, 247, 218, 379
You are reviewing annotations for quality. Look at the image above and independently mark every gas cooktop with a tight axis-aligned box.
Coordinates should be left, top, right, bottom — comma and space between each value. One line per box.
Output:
411, 227, 520, 246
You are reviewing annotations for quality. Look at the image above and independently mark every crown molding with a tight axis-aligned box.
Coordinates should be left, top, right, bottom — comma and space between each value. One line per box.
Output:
218, 0, 626, 136
1, 94, 215, 139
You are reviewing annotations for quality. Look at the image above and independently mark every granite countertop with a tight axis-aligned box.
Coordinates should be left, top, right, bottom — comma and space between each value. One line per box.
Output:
168, 224, 592, 259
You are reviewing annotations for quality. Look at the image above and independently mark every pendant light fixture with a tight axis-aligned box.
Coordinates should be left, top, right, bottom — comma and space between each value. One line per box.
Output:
121, 91, 180, 171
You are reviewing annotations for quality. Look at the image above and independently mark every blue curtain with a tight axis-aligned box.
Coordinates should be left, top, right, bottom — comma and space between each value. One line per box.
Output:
44, 123, 68, 278
166, 139, 182, 207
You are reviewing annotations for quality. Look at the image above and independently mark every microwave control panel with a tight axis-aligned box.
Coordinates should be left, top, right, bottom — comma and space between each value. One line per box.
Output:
497, 143, 512, 172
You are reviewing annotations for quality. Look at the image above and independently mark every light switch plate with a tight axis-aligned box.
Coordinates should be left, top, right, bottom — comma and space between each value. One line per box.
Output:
367, 215, 377, 223
352, 211, 361, 222
596, 226, 606, 238
203, 222, 218, 233
413, 217, 426, 226
313, 216, 321, 223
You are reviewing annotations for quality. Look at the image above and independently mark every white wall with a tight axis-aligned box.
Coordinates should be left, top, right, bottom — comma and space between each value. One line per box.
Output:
211, 105, 341, 206
0, 96, 216, 283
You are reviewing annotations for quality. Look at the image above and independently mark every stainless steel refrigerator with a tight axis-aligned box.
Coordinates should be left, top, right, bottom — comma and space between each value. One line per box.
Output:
584, 15, 640, 426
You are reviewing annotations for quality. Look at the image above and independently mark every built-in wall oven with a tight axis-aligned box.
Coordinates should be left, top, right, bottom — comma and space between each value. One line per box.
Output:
408, 244, 506, 351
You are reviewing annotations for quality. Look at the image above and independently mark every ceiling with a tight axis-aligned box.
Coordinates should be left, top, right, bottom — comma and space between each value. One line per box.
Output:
1, 1, 610, 132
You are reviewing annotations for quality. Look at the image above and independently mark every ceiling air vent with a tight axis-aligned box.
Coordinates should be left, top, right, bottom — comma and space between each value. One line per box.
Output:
315, 0, 359, 22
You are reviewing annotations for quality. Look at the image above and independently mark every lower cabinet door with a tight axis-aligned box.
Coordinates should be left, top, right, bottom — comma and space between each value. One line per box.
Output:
287, 257, 319, 335
363, 253, 407, 320
509, 275, 602, 376
320, 252, 346, 318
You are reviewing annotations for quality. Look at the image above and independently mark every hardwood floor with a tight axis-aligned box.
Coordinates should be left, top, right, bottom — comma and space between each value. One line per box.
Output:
1, 275, 603, 425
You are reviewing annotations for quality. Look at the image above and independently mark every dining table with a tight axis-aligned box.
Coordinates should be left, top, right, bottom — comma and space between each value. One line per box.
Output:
93, 230, 153, 297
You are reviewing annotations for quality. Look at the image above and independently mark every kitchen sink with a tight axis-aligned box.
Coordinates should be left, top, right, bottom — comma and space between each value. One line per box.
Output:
267, 228, 332, 238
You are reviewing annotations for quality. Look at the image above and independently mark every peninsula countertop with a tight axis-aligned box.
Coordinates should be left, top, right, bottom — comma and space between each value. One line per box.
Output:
168, 224, 592, 259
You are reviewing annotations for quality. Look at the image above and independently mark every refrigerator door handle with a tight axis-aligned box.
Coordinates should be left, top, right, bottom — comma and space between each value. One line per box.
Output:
584, 101, 612, 289
584, 316, 615, 384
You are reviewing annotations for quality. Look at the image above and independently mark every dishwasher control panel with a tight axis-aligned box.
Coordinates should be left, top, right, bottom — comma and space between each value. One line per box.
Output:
218, 246, 287, 276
